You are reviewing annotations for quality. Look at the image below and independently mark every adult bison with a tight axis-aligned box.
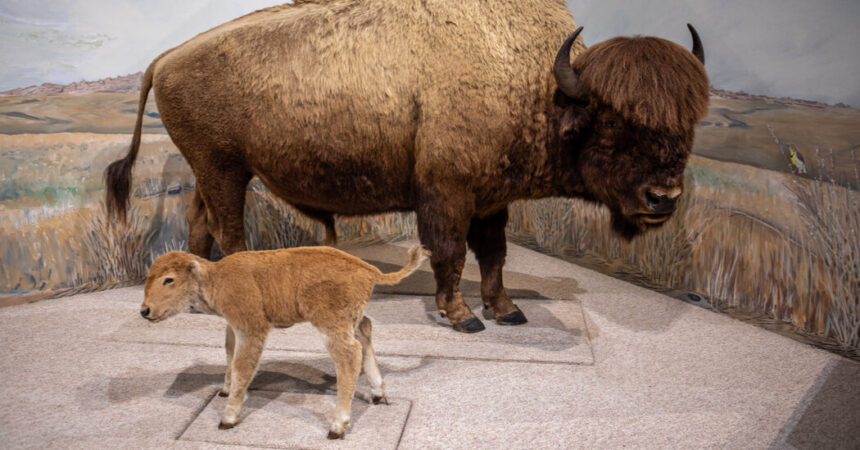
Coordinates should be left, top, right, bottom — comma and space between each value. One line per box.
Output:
106, 0, 709, 333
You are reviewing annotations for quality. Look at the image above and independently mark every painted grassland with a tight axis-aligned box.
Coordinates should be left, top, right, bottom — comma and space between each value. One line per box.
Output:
0, 92, 857, 353
508, 152, 859, 353
696, 95, 860, 189
0, 133, 416, 303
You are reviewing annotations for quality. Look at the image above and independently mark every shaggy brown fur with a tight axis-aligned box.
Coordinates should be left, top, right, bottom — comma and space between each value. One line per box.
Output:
571, 36, 709, 134
140, 244, 426, 439
106, 0, 709, 333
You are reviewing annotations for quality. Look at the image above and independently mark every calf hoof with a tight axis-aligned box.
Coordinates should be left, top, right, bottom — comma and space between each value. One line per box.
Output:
218, 390, 229, 397
218, 421, 235, 430
452, 317, 485, 333
327, 430, 344, 440
496, 306, 528, 325
372, 395, 390, 405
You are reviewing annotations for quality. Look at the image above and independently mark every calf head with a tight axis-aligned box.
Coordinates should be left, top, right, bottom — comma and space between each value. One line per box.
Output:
140, 251, 210, 321
553, 26, 709, 239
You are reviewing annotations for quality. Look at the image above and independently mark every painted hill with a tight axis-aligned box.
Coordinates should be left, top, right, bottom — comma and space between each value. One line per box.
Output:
1, 75, 857, 188
0, 73, 144, 96
2, 73, 853, 110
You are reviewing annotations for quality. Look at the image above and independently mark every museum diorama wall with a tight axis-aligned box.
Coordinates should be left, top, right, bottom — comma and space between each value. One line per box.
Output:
0, 2, 857, 353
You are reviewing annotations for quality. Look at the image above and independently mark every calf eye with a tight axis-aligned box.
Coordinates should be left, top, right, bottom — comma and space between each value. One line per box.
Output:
603, 120, 617, 128
163, 277, 174, 286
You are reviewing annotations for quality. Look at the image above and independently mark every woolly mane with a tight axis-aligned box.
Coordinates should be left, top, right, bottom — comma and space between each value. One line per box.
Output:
572, 36, 709, 134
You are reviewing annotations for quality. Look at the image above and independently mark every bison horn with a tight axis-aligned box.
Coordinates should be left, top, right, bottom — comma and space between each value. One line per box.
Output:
553, 26, 586, 100
687, 24, 705, 65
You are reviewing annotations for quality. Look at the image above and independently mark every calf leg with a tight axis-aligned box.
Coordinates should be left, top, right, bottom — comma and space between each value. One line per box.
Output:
324, 331, 363, 439
466, 208, 527, 325
416, 197, 484, 333
219, 328, 268, 429
355, 316, 386, 404
186, 190, 214, 258
219, 325, 236, 397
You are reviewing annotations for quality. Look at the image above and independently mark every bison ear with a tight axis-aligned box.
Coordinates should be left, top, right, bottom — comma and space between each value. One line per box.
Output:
560, 105, 591, 137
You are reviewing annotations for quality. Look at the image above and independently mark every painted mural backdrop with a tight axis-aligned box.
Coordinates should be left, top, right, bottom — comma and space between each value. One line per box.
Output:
0, 89, 417, 303
1, 2, 858, 355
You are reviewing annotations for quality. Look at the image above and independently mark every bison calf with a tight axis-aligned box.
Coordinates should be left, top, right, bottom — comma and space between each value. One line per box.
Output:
140, 244, 426, 439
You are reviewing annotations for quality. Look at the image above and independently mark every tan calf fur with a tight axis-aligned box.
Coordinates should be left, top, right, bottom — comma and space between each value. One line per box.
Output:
140, 244, 426, 439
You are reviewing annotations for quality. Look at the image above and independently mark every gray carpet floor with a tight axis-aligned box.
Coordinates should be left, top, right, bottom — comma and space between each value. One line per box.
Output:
0, 241, 856, 449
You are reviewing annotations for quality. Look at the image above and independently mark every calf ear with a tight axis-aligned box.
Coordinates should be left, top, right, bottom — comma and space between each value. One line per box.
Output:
560, 106, 591, 138
189, 260, 204, 279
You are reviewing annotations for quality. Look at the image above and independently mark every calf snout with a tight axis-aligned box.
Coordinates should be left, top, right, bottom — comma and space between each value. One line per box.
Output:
140, 307, 151, 318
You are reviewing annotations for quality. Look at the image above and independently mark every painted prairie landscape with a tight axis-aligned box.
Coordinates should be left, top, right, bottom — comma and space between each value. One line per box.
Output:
0, 76, 858, 355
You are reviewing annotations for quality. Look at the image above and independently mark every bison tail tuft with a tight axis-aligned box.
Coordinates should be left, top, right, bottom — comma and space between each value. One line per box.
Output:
103, 61, 156, 224
104, 155, 135, 223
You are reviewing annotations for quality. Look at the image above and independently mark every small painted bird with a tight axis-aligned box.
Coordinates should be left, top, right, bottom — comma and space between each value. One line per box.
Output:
787, 144, 807, 174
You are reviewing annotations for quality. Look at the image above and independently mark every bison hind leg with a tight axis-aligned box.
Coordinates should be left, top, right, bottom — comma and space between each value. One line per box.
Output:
294, 205, 338, 245
193, 161, 252, 255
186, 189, 215, 258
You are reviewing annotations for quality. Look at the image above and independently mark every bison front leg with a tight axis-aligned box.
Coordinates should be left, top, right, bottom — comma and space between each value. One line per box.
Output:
416, 197, 485, 333
467, 208, 527, 325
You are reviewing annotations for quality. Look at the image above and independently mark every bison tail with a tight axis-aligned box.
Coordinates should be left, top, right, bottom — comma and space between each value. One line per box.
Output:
104, 62, 155, 223
374, 244, 428, 286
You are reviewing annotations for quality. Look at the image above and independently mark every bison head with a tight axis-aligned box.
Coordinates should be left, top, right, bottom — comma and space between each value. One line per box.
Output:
553, 26, 709, 240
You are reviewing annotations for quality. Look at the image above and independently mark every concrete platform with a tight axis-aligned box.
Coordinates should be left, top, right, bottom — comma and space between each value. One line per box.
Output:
0, 241, 857, 449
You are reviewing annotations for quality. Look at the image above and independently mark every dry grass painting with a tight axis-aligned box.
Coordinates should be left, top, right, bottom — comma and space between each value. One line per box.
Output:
0, 80, 858, 355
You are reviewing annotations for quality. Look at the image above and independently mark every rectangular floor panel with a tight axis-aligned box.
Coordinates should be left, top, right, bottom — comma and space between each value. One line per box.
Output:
179, 391, 411, 449
109, 296, 592, 365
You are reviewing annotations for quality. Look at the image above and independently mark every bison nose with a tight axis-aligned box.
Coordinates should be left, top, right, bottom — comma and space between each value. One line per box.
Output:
644, 188, 680, 214
140, 307, 151, 318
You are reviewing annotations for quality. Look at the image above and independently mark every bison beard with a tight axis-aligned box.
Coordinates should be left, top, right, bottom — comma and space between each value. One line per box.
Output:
104, 0, 709, 333
611, 211, 641, 241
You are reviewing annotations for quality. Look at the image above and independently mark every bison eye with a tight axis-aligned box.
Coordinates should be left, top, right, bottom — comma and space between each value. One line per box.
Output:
163, 277, 174, 286
603, 120, 617, 128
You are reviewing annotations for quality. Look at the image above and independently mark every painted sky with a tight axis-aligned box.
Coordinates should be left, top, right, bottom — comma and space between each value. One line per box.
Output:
1, 0, 858, 106
0, 0, 278, 90
567, 0, 860, 106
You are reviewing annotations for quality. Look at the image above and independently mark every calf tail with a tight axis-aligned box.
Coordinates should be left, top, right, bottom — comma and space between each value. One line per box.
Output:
104, 62, 155, 223
374, 245, 428, 285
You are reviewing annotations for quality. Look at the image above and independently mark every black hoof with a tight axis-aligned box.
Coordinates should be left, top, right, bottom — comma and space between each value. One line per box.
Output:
218, 391, 228, 397
218, 421, 234, 430
452, 317, 485, 333
372, 395, 389, 405
496, 307, 528, 325
327, 430, 344, 440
